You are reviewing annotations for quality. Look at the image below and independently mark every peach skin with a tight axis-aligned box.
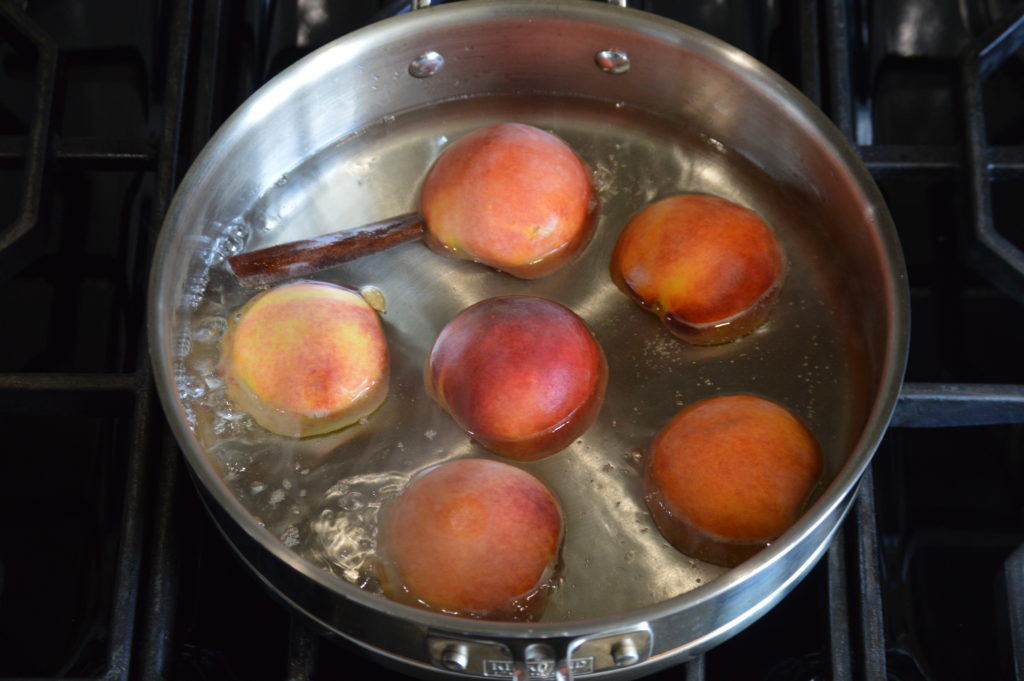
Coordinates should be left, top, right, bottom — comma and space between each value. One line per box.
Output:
376, 458, 563, 620
219, 281, 389, 437
419, 122, 597, 278
645, 394, 822, 567
426, 295, 607, 461
610, 194, 785, 345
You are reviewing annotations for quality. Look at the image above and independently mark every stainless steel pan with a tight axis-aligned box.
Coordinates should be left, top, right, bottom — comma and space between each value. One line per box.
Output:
148, 1, 909, 678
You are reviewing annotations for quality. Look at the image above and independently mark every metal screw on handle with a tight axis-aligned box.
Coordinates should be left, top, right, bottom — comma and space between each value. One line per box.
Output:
412, 0, 629, 8
439, 643, 470, 671
611, 638, 640, 667
428, 626, 651, 678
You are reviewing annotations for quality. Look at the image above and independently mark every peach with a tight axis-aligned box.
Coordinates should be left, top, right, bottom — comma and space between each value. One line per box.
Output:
426, 296, 607, 461
376, 458, 563, 620
419, 122, 597, 279
610, 194, 785, 345
645, 394, 822, 567
219, 281, 389, 437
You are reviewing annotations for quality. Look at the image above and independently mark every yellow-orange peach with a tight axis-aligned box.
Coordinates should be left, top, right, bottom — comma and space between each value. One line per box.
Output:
645, 394, 822, 567
610, 194, 785, 345
419, 123, 597, 279
219, 281, 388, 437
426, 296, 607, 461
376, 459, 563, 620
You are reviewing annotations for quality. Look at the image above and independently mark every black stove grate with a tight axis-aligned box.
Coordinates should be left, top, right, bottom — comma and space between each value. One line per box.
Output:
0, 1, 54, 256
962, 4, 1024, 303
0, 0, 185, 676
0, 1, 1021, 680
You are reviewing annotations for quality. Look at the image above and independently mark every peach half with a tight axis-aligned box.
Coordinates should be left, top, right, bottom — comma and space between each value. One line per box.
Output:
610, 194, 785, 345
645, 394, 823, 567
426, 296, 607, 461
419, 122, 597, 278
376, 458, 563, 621
218, 281, 389, 437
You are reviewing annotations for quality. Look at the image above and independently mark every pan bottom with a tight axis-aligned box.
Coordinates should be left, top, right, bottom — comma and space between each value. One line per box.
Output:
175, 92, 860, 622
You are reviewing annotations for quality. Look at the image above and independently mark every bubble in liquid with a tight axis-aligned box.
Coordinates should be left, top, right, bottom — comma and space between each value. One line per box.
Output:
592, 163, 614, 193
339, 491, 366, 511
281, 525, 300, 548
359, 286, 387, 313
223, 221, 251, 248
192, 356, 216, 376
212, 406, 251, 436
183, 271, 211, 310
178, 376, 205, 401
193, 316, 227, 343
309, 472, 409, 584
705, 136, 727, 153
175, 331, 193, 358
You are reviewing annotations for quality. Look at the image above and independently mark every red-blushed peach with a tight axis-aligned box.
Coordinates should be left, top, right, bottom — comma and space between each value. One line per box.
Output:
426, 296, 607, 461
610, 194, 785, 345
219, 281, 389, 437
419, 122, 597, 279
645, 394, 822, 567
375, 458, 563, 620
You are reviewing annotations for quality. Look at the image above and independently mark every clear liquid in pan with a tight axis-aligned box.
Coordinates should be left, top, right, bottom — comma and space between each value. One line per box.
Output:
176, 93, 859, 621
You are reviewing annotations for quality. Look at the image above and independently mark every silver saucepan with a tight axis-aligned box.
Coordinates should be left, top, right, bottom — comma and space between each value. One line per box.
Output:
148, 1, 909, 678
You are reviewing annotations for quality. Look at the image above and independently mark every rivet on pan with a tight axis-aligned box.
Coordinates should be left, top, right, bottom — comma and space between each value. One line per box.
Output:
611, 638, 640, 667
409, 50, 445, 78
439, 643, 470, 671
595, 49, 630, 75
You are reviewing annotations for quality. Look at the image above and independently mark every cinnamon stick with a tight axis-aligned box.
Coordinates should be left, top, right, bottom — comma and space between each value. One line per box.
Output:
226, 212, 426, 287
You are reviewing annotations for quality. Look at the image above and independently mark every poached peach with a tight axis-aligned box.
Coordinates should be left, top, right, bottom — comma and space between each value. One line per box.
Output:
419, 123, 597, 278
426, 296, 607, 461
645, 394, 822, 567
610, 194, 785, 345
376, 458, 563, 620
219, 281, 389, 437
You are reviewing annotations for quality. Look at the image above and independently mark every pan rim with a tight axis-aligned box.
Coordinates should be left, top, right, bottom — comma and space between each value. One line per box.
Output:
148, 0, 910, 650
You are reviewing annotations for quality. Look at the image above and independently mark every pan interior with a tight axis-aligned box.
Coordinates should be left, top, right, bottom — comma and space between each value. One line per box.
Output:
174, 92, 867, 622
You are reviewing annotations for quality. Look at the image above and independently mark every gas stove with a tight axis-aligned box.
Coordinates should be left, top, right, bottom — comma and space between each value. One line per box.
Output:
1, 1, 1022, 679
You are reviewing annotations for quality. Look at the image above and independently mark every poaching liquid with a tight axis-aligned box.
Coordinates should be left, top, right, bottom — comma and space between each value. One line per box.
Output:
174, 93, 860, 621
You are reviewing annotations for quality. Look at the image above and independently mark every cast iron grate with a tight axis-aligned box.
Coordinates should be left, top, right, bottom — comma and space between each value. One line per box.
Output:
0, 0, 54, 255
0, 0, 185, 676
962, 3, 1024, 303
